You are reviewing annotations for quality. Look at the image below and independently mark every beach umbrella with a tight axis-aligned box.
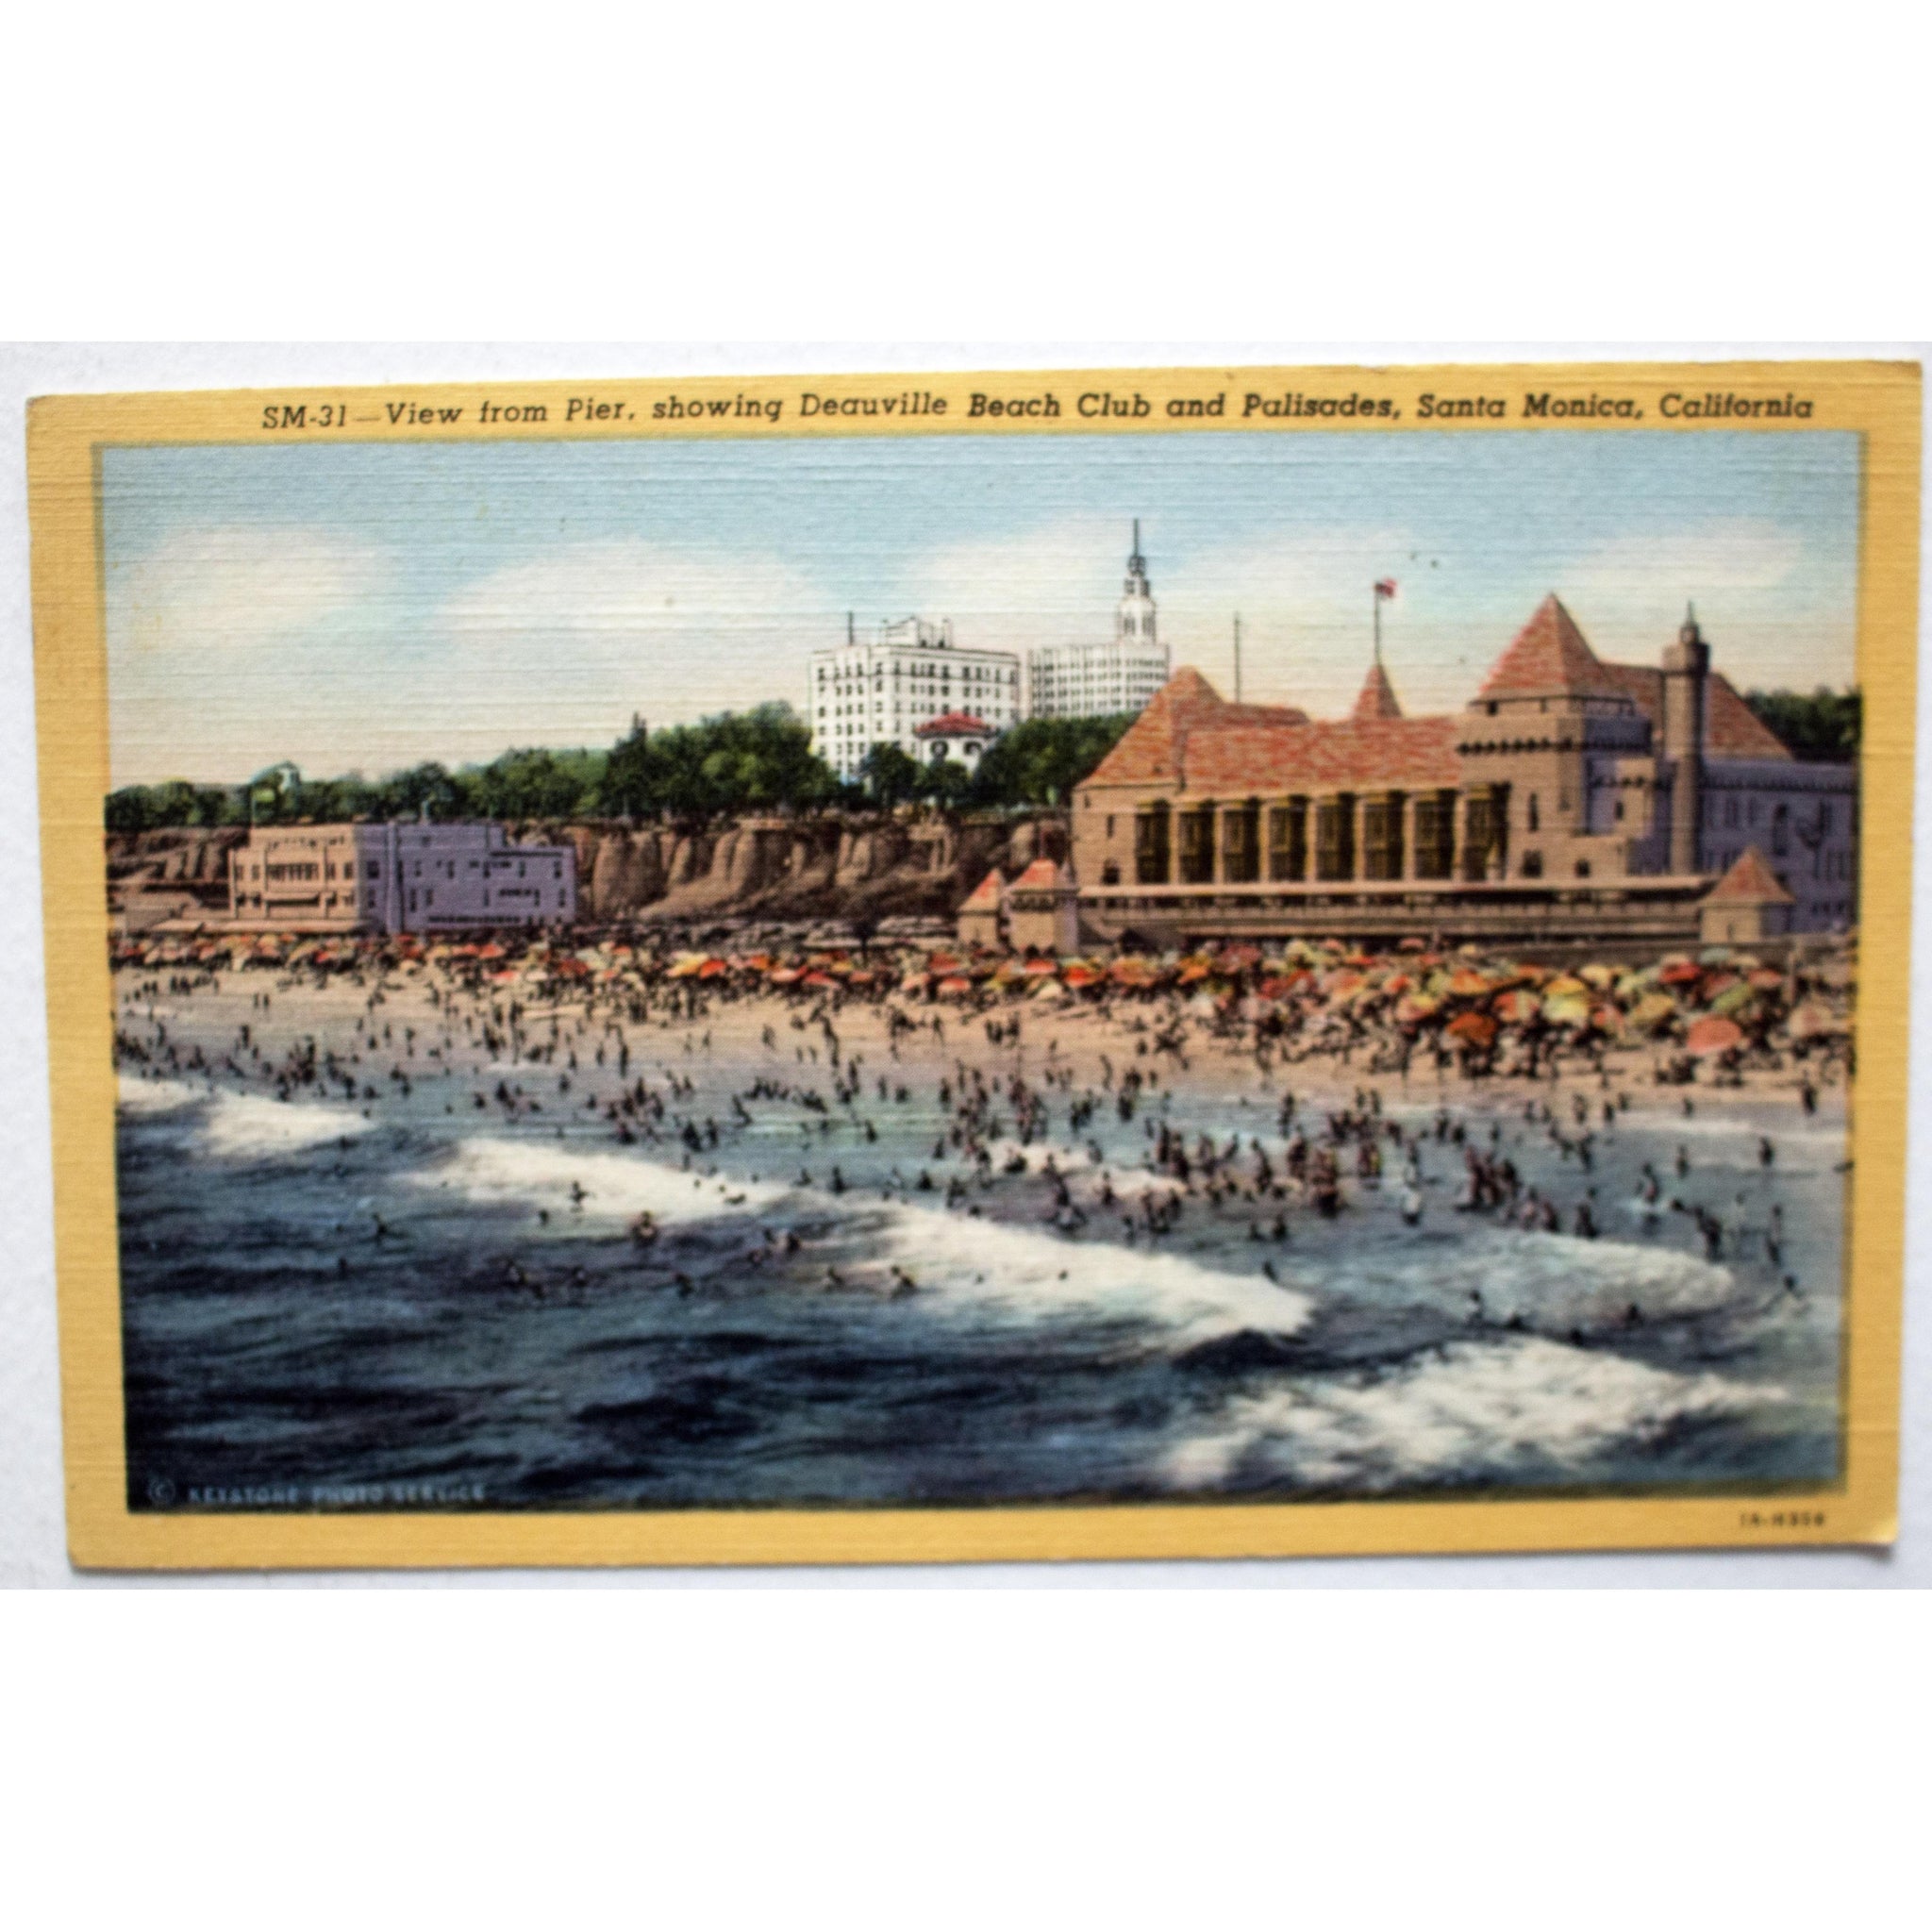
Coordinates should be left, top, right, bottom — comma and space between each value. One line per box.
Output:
1748, 968, 1787, 993
1579, 963, 1617, 990
1023, 957, 1058, 976
1031, 978, 1067, 1002
1686, 1015, 1745, 1058
1591, 1004, 1625, 1036
1707, 980, 1755, 1019
1659, 960, 1703, 988
800, 970, 836, 991
1542, 973, 1588, 1000
896, 971, 928, 994
1063, 965, 1100, 991
1394, 993, 1440, 1026
1698, 945, 1735, 966
1541, 991, 1591, 1028
1627, 991, 1678, 1034
698, 959, 728, 979
1446, 970, 1491, 1000
936, 974, 973, 998
1785, 1001, 1840, 1041
1492, 988, 1541, 1025
1444, 1010, 1497, 1050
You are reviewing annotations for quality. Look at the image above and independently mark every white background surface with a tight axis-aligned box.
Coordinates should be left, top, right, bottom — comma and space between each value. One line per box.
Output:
1, 340, 1925, 1590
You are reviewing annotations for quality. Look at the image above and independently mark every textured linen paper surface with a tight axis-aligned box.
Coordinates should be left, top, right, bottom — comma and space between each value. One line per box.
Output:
25, 358, 1917, 1567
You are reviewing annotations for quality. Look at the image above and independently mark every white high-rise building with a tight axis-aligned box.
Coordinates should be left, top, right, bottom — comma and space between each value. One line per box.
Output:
1026, 523, 1174, 720
808, 615, 1024, 783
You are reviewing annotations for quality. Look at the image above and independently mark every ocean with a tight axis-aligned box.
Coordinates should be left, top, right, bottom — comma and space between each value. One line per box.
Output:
113, 974, 1846, 1513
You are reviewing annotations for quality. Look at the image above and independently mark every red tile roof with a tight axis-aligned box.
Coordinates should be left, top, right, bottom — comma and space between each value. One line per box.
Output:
1352, 661, 1404, 721
1184, 715, 1463, 792
1083, 670, 1308, 788
1009, 858, 1071, 893
1477, 594, 1628, 701
915, 711, 992, 738
959, 868, 1005, 909
1706, 845, 1795, 903
1598, 662, 1792, 760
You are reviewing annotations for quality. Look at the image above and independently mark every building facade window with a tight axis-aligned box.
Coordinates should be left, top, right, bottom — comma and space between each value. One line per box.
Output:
1178, 806, 1216, 884
1362, 791, 1407, 881
1222, 800, 1261, 884
1268, 798, 1308, 882
1412, 791, 1456, 880
1134, 802, 1171, 885
1315, 794, 1356, 881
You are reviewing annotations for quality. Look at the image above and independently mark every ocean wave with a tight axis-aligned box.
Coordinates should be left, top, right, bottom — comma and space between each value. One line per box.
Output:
117, 1075, 373, 1157
409, 1137, 788, 1226
874, 1199, 1313, 1343
1333, 1229, 1741, 1331
199, 1089, 374, 1157
1159, 1334, 1779, 1491
116, 1074, 206, 1115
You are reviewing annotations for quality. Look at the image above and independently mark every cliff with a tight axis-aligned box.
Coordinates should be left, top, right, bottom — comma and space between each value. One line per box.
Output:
105, 810, 1067, 931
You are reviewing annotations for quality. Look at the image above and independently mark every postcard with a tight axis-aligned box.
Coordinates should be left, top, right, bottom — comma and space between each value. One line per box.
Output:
25, 358, 1917, 1568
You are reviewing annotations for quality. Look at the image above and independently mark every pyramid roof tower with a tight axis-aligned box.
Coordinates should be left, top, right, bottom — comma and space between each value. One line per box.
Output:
1352, 659, 1405, 722
959, 868, 1006, 911
1476, 594, 1626, 702
1705, 846, 1795, 906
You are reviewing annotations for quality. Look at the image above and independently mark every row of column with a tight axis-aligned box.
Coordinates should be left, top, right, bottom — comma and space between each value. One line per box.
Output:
1137, 787, 1507, 887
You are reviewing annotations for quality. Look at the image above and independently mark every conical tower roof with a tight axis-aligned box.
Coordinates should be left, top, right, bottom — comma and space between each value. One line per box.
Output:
1352, 659, 1404, 722
1706, 846, 1795, 905
1476, 594, 1624, 702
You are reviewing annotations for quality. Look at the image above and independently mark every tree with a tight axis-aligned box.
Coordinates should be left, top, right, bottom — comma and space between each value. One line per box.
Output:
1743, 686, 1860, 763
916, 754, 974, 808
968, 713, 1138, 808
380, 761, 462, 822
597, 705, 839, 819
859, 741, 922, 809
458, 747, 601, 821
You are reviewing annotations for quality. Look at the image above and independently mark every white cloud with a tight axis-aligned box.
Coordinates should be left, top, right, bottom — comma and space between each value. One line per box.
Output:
108, 526, 391, 660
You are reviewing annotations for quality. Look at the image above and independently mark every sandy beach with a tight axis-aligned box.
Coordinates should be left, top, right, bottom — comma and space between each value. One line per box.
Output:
108, 927, 1855, 1510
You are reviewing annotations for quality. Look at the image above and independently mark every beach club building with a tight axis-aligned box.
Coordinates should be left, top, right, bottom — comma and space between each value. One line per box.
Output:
226, 821, 577, 933
1068, 596, 1857, 952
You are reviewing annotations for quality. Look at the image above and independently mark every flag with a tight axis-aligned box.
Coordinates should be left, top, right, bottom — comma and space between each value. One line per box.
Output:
1374, 578, 1398, 600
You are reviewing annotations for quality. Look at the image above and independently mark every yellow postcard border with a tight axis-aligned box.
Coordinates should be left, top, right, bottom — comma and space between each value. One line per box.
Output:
25, 357, 1920, 1569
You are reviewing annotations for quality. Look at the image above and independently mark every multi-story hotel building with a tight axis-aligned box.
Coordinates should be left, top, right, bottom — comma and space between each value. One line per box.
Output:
808, 616, 1023, 784
1026, 524, 1174, 721
1070, 596, 1857, 950
226, 821, 577, 932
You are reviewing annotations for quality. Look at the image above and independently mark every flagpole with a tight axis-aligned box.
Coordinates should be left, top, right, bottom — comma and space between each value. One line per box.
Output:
1233, 612, 1242, 701
1373, 584, 1381, 667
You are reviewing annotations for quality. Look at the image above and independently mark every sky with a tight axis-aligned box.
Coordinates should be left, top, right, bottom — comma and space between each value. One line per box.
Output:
100, 429, 1862, 788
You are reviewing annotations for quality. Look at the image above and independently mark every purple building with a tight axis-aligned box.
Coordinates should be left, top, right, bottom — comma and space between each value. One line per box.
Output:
226, 821, 576, 932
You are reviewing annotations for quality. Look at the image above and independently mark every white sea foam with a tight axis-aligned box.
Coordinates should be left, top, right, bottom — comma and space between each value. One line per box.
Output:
117, 1075, 372, 1157
412, 1137, 787, 1226
199, 1089, 374, 1157
116, 1074, 205, 1115
874, 1198, 1313, 1342
1372, 1230, 1740, 1329
1160, 1334, 1778, 1491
